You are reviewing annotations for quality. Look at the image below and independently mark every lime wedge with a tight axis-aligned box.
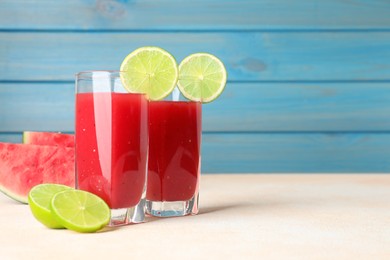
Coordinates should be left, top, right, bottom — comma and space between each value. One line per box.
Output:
120, 46, 178, 100
178, 53, 227, 103
28, 184, 72, 229
51, 190, 110, 233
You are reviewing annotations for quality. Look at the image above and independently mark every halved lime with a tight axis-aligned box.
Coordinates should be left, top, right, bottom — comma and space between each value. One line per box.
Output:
28, 184, 72, 229
50, 189, 110, 233
178, 53, 227, 103
120, 46, 178, 100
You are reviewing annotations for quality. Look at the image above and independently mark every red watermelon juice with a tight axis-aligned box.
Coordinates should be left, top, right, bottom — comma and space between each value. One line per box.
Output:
147, 100, 201, 216
75, 92, 148, 210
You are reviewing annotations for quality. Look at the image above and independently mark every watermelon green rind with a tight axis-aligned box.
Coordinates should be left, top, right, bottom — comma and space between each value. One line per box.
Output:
23, 131, 75, 147
0, 183, 27, 203
22, 131, 35, 145
22, 131, 29, 144
0, 142, 75, 203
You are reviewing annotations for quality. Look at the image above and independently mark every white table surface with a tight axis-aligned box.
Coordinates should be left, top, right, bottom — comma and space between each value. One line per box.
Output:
0, 174, 389, 259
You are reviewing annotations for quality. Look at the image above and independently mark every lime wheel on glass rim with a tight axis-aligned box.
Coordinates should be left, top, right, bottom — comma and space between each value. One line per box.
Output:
120, 46, 179, 101
120, 47, 227, 103
178, 53, 227, 103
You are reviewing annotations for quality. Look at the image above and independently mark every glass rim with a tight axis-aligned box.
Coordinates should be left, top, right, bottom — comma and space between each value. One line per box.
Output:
75, 70, 125, 79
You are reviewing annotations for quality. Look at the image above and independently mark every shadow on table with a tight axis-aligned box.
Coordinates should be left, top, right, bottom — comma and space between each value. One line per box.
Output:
199, 204, 244, 215
199, 197, 315, 215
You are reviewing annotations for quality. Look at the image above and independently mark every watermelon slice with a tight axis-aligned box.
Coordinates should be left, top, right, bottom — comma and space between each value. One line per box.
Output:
0, 142, 75, 203
23, 131, 74, 147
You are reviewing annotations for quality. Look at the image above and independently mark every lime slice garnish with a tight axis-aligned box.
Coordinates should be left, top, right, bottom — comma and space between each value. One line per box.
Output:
120, 46, 178, 100
178, 53, 227, 103
28, 184, 72, 229
51, 190, 110, 233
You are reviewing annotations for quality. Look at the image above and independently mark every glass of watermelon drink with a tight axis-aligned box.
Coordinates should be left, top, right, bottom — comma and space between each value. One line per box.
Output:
146, 87, 202, 217
75, 71, 148, 226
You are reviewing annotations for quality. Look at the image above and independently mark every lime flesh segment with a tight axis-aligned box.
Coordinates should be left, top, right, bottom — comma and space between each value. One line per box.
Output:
28, 184, 72, 229
120, 46, 178, 100
178, 53, 227, 103
51, 190, 110, 233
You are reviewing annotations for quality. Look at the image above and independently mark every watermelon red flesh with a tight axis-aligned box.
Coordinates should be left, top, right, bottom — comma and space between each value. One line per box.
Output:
23, 131, 75, 147
0, 142, 75, 203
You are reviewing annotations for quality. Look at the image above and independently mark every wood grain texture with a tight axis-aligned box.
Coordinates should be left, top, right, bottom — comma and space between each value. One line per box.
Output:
1, 32, 390, 81
0, 83, 74, 132
2, 83, 390, 132
0, 133, 21, 143
202, 133, 390, 173
1, 132, 389, 173
1, 0, 390, 30
204, 82, 390, 132
1, 1, 390, 173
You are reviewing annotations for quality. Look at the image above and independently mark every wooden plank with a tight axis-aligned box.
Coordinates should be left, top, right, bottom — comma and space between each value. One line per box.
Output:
2, 82, 390, 132
0, 83, 74, 132
0, 0, 389, 30
1, 32, 390, 81
0, 133, 22, 143
204, 82, 390, 132
1, 132, 389, 173
202, 133, 390, 173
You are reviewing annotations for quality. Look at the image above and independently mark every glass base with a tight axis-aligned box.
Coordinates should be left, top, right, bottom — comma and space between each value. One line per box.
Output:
146, 194, 199, 217
109, 197, 146, 226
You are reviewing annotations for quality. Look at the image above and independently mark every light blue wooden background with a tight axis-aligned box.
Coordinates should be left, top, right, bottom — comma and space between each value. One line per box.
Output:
1, 0, 390, 173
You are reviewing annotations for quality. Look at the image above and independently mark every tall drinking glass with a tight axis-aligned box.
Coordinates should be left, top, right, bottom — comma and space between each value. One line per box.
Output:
75, 71, 148, 226
146, 87, 202, 217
